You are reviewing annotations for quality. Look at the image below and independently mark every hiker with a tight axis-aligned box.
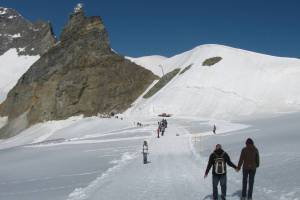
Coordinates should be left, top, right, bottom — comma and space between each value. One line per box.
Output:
204, 144, 237, 200
161, 125, 165, 136
142, 141, 149, 164
237, 138, 260, 200
163, 118, 168, 128
159, 121, 163, 132
213, 124, 216, 134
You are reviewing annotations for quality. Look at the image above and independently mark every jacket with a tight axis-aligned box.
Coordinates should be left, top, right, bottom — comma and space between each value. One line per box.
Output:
238, 144, 260, 170
205, 149, 237, 175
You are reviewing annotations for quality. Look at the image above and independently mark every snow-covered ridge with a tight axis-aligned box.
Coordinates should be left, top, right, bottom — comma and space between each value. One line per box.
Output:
0, 7, 8, 15
126, 44, 300, 119
0, 48, 39, 102
126, 55, 168, 77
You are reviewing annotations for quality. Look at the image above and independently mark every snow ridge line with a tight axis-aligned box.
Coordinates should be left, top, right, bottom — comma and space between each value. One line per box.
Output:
66, 152, 137, 200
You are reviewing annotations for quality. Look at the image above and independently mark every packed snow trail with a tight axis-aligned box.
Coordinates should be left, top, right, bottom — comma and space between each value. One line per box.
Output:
71, 121, 272, 200
83, 124, 212, 200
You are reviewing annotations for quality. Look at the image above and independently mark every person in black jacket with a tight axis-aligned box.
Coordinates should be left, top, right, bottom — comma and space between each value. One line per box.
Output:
204, 144, 237, 200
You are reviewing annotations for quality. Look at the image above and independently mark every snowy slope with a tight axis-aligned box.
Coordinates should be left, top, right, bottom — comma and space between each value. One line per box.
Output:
126, 44, 300, 119
0, 48, 39, 102
1, 114, 295, 200
127, 55, 167, 77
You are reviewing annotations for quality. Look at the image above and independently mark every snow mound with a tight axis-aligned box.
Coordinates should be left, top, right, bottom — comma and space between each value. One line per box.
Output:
126, 44, 300, 119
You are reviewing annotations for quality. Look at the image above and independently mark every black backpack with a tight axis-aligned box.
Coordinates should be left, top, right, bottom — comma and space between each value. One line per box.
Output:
214, 152, 226, 174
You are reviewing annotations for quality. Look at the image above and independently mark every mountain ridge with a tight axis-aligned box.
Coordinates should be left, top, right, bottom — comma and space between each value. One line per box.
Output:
0, 5, 157, 138
0, 7, 56, 56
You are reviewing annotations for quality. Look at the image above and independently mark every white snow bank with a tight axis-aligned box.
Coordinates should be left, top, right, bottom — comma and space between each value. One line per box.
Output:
0, 48, 39, 102
0, 116, 133, 150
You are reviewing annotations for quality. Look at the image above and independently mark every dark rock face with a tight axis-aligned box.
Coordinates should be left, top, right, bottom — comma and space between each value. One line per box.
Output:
0, 6, 157, 138
0, 7, 56, 56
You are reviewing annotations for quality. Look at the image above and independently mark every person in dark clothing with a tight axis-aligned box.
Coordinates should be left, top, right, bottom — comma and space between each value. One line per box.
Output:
161, 125, 165, 136
237, 138, 260, 200
163, 118, 168, 128
142, 141, 149, 164
213, 124, 216, 134
204, 144, 237, 200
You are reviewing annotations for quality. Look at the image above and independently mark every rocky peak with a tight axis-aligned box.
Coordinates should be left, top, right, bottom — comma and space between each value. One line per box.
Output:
0, 5, 157, 138
0, 7, 56, 56
60, 4, 110, 54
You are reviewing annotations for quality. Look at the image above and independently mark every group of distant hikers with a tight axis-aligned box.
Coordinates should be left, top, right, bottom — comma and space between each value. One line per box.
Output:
205, 138, 260, 200
157, 118, 168, 138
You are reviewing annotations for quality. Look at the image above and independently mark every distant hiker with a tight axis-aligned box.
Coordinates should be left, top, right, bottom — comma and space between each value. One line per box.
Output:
142, 141, 149, 164
204, 144, 237, 200
163, 118, 168, 128
161, 125, 165, 136
159, 121, 163, 132
237, 138, 260, 200
213, 124, 216, 134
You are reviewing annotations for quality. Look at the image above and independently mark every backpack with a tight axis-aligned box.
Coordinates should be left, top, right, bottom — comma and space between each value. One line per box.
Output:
214, 152, 225, 174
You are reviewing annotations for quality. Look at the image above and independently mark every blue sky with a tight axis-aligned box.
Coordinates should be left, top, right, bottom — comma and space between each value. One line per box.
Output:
1, 0, 299, 58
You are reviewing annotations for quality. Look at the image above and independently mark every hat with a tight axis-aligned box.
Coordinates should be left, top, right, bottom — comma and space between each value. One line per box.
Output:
246, 138, 254, 145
